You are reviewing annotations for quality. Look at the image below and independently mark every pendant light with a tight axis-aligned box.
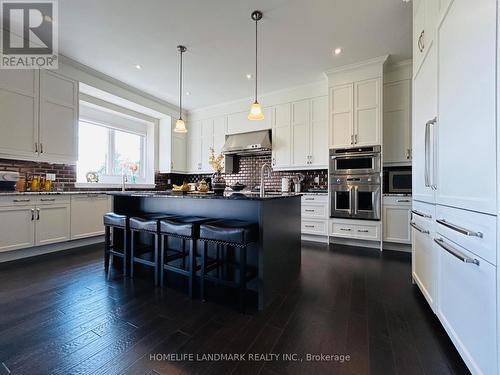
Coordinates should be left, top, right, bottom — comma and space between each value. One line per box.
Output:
174, 45, 188, 133
248, 10, 264, 121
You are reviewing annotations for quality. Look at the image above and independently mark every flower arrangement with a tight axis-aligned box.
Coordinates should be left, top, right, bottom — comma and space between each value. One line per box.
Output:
208, 147, 224, 173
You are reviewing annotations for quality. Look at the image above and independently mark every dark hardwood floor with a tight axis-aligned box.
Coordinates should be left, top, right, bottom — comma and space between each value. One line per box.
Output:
0, 242, 469, 375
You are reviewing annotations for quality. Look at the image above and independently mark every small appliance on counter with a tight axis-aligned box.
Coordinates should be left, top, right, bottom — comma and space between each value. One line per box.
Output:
0, 171, 20, 191
293, 173, 305, 193
281, 177, 290, 193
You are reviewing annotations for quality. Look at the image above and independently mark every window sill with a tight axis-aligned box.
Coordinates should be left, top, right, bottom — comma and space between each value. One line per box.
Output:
74, 183, 156, 189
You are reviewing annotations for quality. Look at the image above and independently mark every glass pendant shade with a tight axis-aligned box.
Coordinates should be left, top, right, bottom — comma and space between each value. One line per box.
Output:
174, 118, 187, 133
248, 101, 264, 121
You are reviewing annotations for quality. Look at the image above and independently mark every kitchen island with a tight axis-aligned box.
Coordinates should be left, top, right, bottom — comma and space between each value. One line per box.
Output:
110, 191, 301, 310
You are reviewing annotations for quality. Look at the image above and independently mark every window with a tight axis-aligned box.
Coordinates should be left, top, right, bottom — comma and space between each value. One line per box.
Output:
77, 120, 146, 184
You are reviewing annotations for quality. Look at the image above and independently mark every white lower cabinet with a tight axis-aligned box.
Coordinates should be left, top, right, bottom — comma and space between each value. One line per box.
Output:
35, 202, 71, 245
71, 194, 111, 239
411, 201, 436, 311
436, 234, 497, 375
0, 206, 35, 252
383, 196, 412, 244
301, 194, 328, 238
330, 218, 381, 241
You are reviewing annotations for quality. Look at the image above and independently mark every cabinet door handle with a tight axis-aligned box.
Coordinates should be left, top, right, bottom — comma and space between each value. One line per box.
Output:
34, 143, 38, 153
31, 208, 35, 221
411, 209, 432, 219
418, 30, 425, 52
410, 221, 429, 234
436, 219, 483, 238
354, 134, 358, 144
40, 143, 43, 154
36, 208, 40, 220
434, 238, 479, 266
350, 135, 354, 145
13, 199, 30, 203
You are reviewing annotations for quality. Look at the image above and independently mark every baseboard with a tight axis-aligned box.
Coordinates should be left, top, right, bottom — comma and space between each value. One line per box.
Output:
0, 236, 104, 263
301, 234, 329, 243
383, 242, 412, 252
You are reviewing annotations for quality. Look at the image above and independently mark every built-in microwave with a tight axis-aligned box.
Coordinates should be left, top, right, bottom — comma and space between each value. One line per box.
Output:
329, 146, 381, 175
388, 170, 412, 193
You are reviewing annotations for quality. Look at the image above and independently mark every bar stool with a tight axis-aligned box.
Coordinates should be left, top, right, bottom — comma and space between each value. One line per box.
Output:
129, 213, 172, 285
159, 216, 211, 298
199, 219, 258, 312
103, 212, 129, 275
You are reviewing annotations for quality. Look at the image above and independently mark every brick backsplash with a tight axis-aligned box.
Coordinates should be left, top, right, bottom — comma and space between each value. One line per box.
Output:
0, 155, 328, 192
175, 154, 328, 192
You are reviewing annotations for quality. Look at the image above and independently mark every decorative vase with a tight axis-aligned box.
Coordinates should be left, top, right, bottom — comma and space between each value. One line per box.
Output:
211, 172, 226, 195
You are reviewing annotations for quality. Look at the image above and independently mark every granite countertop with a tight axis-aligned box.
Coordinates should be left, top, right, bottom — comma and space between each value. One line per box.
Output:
0, 191, 114, 196
109, 190, 302, 201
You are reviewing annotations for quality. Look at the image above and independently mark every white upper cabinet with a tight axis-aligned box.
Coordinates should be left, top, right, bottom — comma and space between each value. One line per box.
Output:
226, 108, 272, 135
212, 116, 226, 155
330, 84, 353, 148
187, 120, 202, 172
171, 133, 187, 172
272, 96, 328, 170
0, 69, 78, 164
329, 74, 383, 149
309, 96, 328, 167
435, 0, 497, 215
39, 71, 78, 164
201, 118, 214, 172
0, 69, 39, 159
354, 78, 381, 147
291, 99, 310, 167
272, 103, 291, 168
413, 0, 438, 75
384, 79, 412, 165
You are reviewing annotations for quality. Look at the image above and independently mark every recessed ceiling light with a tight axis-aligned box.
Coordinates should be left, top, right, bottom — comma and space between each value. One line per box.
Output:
135, 64, 143, 70
186, 91, 191, 96
246, 73, 252, 80
334, 48, 342, 55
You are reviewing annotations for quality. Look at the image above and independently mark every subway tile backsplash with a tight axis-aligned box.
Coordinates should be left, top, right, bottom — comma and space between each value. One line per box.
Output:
0, 155, 328, 192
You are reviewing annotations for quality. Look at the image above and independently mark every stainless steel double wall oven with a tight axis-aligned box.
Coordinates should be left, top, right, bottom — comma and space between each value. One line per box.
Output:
330, 146, 382, 220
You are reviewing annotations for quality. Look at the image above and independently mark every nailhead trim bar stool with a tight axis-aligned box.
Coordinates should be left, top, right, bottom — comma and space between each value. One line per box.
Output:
199, 219, 258, 312
103, 212, 129, 275
159, 216, 211, 298
129, 213, 173, 285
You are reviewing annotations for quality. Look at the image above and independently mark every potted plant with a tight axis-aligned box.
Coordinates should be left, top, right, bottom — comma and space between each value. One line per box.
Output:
209, 148, 226, 194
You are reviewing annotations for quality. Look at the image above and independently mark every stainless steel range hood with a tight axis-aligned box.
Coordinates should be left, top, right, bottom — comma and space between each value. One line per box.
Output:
221, 130, 272, 155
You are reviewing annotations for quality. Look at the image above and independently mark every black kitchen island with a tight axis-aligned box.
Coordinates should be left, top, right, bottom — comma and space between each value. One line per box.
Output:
109, 191, 301, 310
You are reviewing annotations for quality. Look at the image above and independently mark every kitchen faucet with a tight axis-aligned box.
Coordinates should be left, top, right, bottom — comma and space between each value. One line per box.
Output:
260, 163, 272, 197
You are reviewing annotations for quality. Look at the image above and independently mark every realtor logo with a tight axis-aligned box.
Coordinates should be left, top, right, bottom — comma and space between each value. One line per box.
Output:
0, 0, 58, 68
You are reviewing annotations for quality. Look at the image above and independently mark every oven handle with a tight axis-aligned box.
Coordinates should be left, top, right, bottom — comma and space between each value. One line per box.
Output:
349, 186, 353, 216
353, 186, 358, 215
331, 153, 380, 159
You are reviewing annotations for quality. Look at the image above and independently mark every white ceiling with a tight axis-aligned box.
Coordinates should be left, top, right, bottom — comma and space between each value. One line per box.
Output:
59, 0, 412, 110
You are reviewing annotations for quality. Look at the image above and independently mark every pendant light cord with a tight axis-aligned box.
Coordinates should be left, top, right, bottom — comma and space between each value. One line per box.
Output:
179, 49, 183, 120
254, 17, 258, 103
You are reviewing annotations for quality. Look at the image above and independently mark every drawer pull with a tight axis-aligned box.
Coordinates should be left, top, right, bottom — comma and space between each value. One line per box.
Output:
434, 238, 479, 266
436, 219, 483, 238
411, 209, 432, 219
304, 198, 315, 201
40, 198, 56, 202
397, 199, 411, 203
13, 199, 31, 202
339, 228, 351, 232
304, 209, 315, 212
410, 221, 429, 234
357, 229, 369, 233
305, 225, 315, 228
